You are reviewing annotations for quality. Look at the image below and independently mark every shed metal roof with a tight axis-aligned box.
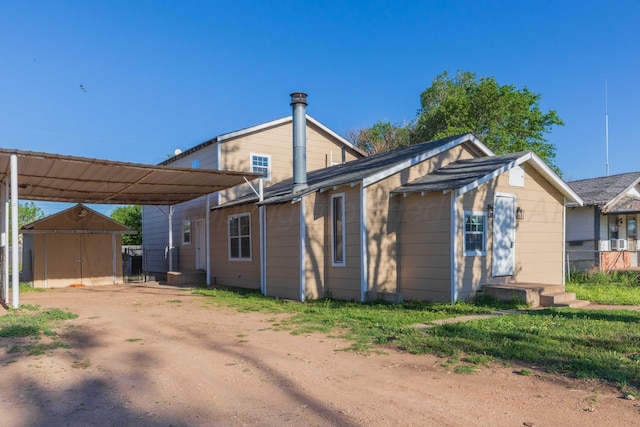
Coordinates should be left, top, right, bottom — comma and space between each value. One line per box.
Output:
0, 148, 259, 205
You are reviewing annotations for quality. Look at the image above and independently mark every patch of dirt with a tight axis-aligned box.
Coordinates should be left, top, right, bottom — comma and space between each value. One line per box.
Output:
1, 284, 639, 426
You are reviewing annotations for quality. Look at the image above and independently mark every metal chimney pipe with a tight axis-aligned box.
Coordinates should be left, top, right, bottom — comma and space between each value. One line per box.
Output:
290, 92, 308, 193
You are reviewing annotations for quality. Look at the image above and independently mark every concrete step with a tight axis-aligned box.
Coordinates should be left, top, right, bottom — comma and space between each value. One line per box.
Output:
167, 271, 206, 286
551, 299, 592, 308
540, 292, 577, 306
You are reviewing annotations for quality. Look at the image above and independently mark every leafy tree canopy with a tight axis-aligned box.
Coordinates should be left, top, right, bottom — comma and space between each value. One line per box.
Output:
18, 201, 45, 228
110, 205, 141, 245
346, 120, 413, 155
348, 70, 564, 169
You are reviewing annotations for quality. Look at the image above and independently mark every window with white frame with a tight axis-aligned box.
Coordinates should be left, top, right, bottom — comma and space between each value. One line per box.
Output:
250, 154, 271, 180
331, 193, 346, 266
229, 213, 251, 260
182, 220, 191, 245
464, 212, 486, 256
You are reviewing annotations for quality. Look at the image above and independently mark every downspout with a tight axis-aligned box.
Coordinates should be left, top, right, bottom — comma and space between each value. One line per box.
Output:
360, 185, 368, 302
259, 179, 267, 295
562, 199, 566, 286
11, 154, 19, 308
299, 195, 306, 302
450, 191, 458, 304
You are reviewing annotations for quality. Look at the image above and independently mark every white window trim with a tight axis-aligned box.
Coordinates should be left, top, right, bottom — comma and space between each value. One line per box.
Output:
463, 210, 487, 256
228, 213, 252, 261
331, 193, 346, 267
182, 220, 191, 246
250, 153, 271, 181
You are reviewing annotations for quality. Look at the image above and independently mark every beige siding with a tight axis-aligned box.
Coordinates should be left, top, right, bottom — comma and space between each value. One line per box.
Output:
28, 208, 124, 288
265, 203, 301, 300
323, 186, 362, 301
210, 205, 261, 290
220, 121, 363, 203
144, 119, 363, 276
304, 192, 326, 299
457, 165, 566, 299
366, 144, 474, 298
398, 192, 452, 302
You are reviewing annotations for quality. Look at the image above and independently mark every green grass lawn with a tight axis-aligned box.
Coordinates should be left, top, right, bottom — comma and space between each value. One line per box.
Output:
0, 304, 78, 355
567, 270, 640, 305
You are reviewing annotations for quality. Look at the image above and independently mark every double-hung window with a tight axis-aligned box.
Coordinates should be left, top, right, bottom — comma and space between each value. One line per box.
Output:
464, 212, 486, 256
331, 193, 346, 266
182, 220, 191, 245
250, 154, 271, 180
229, 213, 251, 261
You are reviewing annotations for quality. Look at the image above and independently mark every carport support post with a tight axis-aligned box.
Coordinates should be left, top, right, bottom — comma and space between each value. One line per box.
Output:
1, 181, 7, 304
10, 154, 19, 308
168, 205, 174, 272
206, 194, 211, 286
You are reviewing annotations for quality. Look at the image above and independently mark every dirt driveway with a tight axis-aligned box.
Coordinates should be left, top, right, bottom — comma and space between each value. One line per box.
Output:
1, 284, 638, 426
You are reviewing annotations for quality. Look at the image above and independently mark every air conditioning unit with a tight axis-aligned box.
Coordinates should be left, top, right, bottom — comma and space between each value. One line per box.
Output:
610, 239, 628, 251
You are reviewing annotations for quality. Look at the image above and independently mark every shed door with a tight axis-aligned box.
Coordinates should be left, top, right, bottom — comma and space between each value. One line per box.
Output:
492, 195, 516, 276
195, 219, 206, 271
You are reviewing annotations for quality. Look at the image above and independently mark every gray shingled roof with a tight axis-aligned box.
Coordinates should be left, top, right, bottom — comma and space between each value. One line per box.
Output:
567, 172, 640, 206
606, 195, 640, 213
215, 134, 477, 208
392, 152, 527, 194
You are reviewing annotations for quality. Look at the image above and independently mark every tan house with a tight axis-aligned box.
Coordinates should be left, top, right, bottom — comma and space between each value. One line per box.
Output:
21, 204, 132, 288
142, 113, 367, 283
209, 93, 584, 304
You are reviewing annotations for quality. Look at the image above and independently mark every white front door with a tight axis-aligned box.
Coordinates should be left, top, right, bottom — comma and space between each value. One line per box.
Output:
195, 220, 206, 271
492, 195, 516, 277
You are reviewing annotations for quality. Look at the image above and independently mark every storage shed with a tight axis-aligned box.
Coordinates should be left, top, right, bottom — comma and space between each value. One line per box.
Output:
21, 204, 132, 288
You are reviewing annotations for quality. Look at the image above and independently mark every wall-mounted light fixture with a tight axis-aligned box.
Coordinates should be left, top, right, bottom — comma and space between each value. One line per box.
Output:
487, 204, 494, 218
516, 207, 525, 221
618, 217, 624, 225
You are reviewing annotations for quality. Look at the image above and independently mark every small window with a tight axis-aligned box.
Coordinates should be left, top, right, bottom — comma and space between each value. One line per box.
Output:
191, 159, 200, 169
464, 212, 486, 256
331, 193, 346, 266
251, 154, 271, 180
229, 213, 251, 261
182, 220, 191, 245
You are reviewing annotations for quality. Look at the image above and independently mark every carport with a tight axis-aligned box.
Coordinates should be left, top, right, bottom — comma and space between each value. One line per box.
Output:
0, 148, 258, 308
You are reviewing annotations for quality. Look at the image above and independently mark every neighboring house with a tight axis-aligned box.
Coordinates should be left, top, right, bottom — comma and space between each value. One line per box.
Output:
210, 94, 583, 303
142, 113, 367, 282
566, 172, 640, 271
21, 204, 132, 288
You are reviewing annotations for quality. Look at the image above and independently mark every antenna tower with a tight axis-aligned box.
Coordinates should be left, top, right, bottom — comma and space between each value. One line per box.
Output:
605, 79, 609, 176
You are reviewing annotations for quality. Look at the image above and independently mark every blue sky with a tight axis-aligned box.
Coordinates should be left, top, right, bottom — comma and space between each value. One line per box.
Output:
1, 1, 639, 215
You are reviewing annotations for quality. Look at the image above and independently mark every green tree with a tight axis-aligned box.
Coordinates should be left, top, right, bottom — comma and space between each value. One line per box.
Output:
18, 201, 45, 228
110, 205, 142, 245
347, 120, 413, 155
414, 70, 563, 168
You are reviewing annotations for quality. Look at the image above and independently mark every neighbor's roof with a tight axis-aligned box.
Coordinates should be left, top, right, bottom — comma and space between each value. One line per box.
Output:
568, 172, 640, 209
161, 114, 367, 165
214, 133, 495, 209
391, 151, 583, 204
0, 148, 259, 205
605, 195, 640, 214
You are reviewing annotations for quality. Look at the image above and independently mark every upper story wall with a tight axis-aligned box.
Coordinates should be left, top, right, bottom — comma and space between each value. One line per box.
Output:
219, 120, 362, 203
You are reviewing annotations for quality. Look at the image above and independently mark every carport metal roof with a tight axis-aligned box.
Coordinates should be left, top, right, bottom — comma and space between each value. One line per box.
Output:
0, 148, 259, 205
